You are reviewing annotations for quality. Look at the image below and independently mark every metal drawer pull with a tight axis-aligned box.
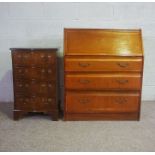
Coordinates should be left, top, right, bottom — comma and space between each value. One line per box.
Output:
117, 62, 128, 68
79, 63, 90, 67
48, 98, 52, 102
48, 84, 52, 87
41, 55, 45, 58
31, 79, 36, 82
115, 98, 127, 104
48, 69, 52, 73
23, 55, 28, 59
79, 99, 90, 104
116, 79, 128, 84
25, 84, 29, 87
79, 79, 90, 84
25, 98, 29, 102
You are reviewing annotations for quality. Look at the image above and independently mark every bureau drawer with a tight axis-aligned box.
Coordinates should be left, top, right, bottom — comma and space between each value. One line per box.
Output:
65, 92, 140, 113
65, 74, 141, 90
14, 67, 56, 81
65, 58, 143, 72
15, 81, 56, 96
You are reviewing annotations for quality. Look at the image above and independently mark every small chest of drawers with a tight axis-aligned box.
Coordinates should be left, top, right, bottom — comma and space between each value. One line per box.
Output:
64, 29, 144, 121
11, 48, 58, 120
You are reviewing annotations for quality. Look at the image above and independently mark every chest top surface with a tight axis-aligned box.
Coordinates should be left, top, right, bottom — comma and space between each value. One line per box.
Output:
64, 29, 143, 56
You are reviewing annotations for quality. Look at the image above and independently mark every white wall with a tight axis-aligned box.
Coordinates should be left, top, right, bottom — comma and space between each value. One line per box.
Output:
0, 2, 155, 102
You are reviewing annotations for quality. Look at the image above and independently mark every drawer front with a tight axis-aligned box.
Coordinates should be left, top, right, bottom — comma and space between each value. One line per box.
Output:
65, 74, 141, 90
15, 96, 56, 111
14, 67, 56, 81
65, 92, 140, 113
15, 96, 34, 110
31, 52, 56, 67
15, 81, 56, 96
65, 58, 143, 72
12, 51, 56, 67
12, 51, 32, 66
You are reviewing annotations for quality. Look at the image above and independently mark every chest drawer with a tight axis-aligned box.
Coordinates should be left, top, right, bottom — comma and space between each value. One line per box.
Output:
15, 96, 56, 111
65, 58, 143, 72
15, 81, 56, 96
65, 92, 140, 113
12, 51, 56, 67
65, 74, 141, 90
14, 67, 56, 81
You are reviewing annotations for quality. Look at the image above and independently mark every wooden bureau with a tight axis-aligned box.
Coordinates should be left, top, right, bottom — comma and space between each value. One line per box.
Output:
11, 48, 58, 120
64, 29, 144, 121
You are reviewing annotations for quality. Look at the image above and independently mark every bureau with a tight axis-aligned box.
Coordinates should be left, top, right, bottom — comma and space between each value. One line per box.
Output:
64, 29, 144, 121
11, 48, 58, 120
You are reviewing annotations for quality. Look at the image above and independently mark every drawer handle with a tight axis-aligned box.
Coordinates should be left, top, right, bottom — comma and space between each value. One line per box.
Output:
116, 79, 128, 84
115, 98, 127, 104
79, 63, 90, 67
117, 62, 128, 68
79, 79, 90, 84
79, 99, 90, 104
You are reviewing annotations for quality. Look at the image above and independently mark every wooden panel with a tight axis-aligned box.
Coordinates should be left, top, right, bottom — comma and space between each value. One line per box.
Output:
65, 57, 143, 72
65, 74, 141, 90
64, 113, 139, 121
65, 92, 140, 113
64, 29, 143, 56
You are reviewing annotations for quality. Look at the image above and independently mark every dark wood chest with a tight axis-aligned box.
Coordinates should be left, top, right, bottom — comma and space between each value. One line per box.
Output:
64, 29, 144, 121
11, 48, 58, 120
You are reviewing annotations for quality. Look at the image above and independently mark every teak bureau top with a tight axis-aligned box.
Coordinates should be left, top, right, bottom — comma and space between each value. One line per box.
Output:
64, 29, 144, 56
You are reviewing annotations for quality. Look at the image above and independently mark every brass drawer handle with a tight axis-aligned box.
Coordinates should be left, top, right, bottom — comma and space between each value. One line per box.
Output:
115, 98, 127, 104
117, 62, 129, 68
116, 79, 128, 84
79, 79, 90, 84
79, 63, 90, 67
79, 99, 90, 104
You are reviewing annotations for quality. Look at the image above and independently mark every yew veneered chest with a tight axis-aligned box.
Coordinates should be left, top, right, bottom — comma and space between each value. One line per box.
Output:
64, 29, 144, 121
11, 48, 58, 120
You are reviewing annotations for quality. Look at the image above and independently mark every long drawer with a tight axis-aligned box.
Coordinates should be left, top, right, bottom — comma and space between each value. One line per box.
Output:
12, 50, 56, 67
14, 66, 55, 81
65, 74, 141, 90
15, 81, 56, 96
65, 58, 142, 72
15, 96, 56, 111
65, 92, 140, 113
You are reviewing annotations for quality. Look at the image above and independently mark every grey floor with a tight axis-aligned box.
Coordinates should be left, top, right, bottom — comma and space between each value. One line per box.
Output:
0, 101, 155, 152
